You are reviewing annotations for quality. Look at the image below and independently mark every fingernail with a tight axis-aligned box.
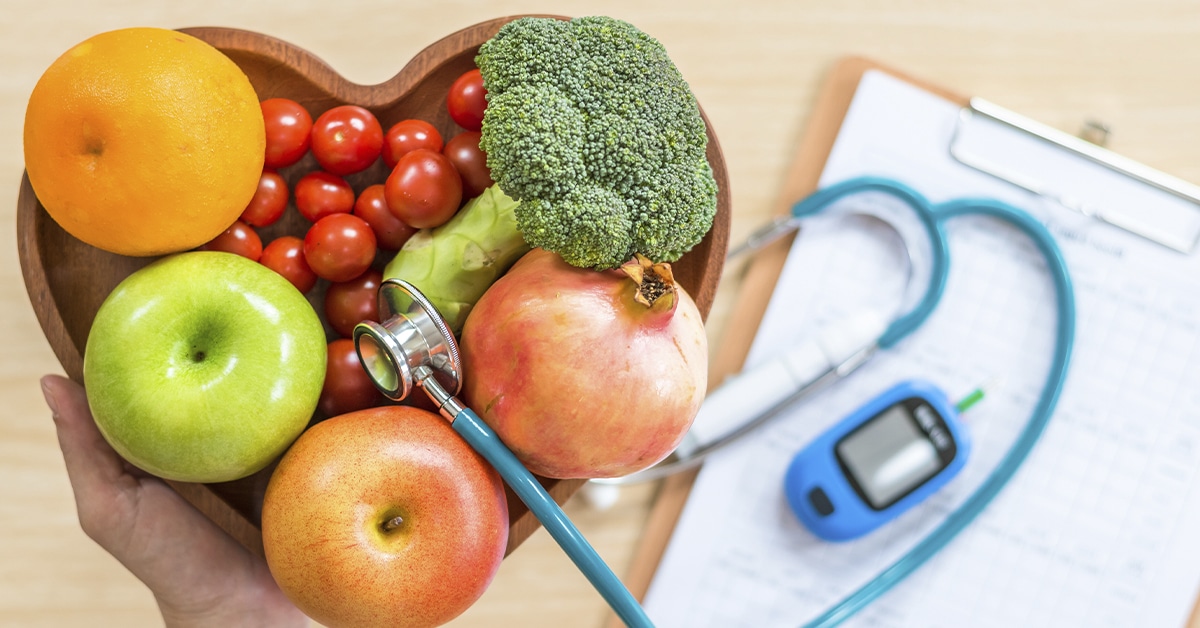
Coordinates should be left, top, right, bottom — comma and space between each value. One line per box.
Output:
40, 376, 60, 417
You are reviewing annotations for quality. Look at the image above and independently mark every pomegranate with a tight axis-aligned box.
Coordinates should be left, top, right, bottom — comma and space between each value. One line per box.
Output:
459, 249, 708, 479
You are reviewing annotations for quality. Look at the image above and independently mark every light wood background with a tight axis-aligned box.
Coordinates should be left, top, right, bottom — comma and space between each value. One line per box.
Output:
2, 1, 1198, 626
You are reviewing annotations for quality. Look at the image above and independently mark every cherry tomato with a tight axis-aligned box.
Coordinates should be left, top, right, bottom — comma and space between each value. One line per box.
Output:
294, 171, 355, 222
384, 149, 463, 229
353, 184, 418, 250
261, 98, 313, 169
200, 220, 262, 261
303, 213, 377, 282
240, 170, 289, 227
446, 68, 487, 131
324, 269, 382, 338
318, 338, 382, 417
443, 131, 493, 199
310, 105, 384, 175
382, 119, 444, 170
260, 236, 318, 293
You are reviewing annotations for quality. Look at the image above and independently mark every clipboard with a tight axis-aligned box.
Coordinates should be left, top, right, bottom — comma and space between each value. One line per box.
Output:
612, 56, 1200, 627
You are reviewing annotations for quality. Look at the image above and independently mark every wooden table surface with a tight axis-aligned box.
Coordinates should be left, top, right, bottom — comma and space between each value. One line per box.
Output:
2, 1, 1198, 626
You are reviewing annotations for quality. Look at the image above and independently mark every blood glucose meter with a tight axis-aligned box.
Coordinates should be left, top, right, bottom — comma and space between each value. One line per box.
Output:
784, 379, 970, 541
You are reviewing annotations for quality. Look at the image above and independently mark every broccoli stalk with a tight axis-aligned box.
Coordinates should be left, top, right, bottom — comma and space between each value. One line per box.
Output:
478, 15, 718, 270
382, 185, 529, 333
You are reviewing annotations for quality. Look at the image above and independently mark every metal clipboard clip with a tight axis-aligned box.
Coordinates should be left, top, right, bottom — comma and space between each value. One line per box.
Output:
950, 97, 1200, 254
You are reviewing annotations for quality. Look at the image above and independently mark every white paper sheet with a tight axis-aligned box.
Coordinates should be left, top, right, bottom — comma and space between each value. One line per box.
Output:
643, 70, 1200, 628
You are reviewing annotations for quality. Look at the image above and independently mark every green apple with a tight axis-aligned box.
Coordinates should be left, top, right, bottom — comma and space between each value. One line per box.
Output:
261, 405, 509, 628
83, 251, 327, 483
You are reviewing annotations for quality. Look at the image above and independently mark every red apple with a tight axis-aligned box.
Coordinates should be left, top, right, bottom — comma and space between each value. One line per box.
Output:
261, 405, 509, 627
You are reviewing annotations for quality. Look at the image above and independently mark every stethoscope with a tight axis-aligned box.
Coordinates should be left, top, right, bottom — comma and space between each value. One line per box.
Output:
353, 175, 1076, 627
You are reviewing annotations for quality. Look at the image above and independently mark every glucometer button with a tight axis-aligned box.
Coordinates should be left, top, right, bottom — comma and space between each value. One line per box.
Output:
808, 487, 835, 516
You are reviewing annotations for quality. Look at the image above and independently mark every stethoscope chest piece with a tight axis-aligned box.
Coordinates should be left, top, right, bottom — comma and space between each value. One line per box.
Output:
352, 278, 462, 402
349, 277, 655, 627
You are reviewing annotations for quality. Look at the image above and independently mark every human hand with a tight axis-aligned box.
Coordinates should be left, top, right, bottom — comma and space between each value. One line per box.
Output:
41, 374, 308, 628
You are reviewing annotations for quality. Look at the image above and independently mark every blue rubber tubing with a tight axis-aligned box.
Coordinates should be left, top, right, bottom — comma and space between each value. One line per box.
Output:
790, 177, 950, 349
452, 408, 654, 628
789, 177, 1076, 627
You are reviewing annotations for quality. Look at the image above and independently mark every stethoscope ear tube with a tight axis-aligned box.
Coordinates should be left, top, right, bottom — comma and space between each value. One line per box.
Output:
789, 179, 1076, 627
603, 177, 1074, 624
790, 178, 953, 350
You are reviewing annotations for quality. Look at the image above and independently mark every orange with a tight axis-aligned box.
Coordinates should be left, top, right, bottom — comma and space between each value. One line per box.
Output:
23, 27, 265, 257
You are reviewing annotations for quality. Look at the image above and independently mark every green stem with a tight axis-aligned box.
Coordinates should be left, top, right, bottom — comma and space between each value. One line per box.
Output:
383, 184, 531, 333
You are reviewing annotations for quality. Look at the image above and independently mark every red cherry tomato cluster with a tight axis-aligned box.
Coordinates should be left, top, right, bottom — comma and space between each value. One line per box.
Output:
197, 69, 494, 418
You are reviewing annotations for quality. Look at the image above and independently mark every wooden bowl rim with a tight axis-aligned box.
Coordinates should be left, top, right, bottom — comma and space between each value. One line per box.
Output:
15, 16, 732, 555
177, 17, 543, 107
18, 16, 731, 383
16, 15, 539, 382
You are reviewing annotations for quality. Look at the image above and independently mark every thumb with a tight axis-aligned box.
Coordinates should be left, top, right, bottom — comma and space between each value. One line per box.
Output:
41, 374, 135, 506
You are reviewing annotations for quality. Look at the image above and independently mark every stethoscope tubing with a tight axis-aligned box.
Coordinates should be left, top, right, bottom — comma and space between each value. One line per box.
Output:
358, 303, 653, 626
451, 407, 654, 628
365, 175, 1073, 628
792, 177, 1076, 626
791, 177, 951, 350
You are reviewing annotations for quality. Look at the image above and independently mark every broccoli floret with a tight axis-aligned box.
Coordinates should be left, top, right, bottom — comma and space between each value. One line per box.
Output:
476, 16, 717, 270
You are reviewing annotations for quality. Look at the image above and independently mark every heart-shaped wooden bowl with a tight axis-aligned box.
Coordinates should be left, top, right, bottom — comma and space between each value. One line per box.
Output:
17, 16, 730, 557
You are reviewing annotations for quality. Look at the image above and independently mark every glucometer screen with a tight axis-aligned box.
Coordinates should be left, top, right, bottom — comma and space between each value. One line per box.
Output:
835, 403, 946, 510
